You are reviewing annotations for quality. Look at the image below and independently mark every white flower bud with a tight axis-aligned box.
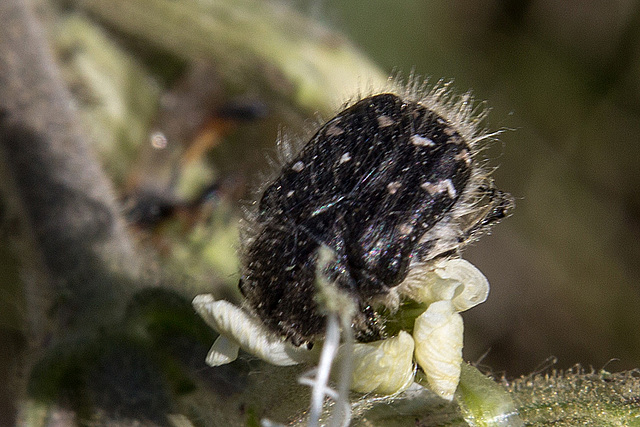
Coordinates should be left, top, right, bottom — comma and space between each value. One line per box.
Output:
341, 330, 416, 395
437, 258, 489, 312
401, 258, 489, 312
413, 300, 463, 401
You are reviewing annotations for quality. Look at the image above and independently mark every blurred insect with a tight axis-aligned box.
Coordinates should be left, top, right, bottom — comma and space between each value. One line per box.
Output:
123, 63, 266, 231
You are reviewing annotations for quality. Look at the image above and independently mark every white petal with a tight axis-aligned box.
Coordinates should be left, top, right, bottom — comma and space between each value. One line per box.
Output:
193, 294, 310, 366
400, 258, 489, 312
433, 258, 489, 312
206, 335, 240, 366
413, 300, 463, 401
341, 330, 416, 395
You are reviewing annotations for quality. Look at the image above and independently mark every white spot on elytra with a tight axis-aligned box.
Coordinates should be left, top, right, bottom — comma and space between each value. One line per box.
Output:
398, 223, 414, 236
292, 161, 305, 172
411, 134, 435, 147
339, 152, 352, 164
286, 190, 295, 197
421, 179, 457, 198
326, 123, 344, 136
387, 181, 402, 194
377, 115, 394, 127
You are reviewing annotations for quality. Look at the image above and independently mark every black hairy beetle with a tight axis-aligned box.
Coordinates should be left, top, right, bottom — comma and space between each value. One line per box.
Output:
239, 91, 513, 346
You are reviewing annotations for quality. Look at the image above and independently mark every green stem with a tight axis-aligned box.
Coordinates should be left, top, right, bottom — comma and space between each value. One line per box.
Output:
456, 363, 524, 427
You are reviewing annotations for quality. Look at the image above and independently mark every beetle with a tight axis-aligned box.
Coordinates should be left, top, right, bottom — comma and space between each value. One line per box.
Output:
238, 90, 513, 347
